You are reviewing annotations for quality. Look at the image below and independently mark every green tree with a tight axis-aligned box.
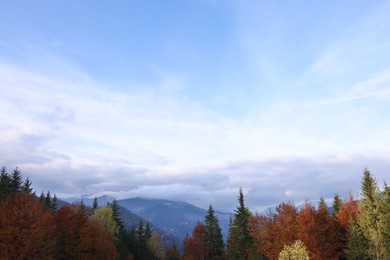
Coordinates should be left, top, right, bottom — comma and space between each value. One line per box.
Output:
358, 168, 384, 259
21, 177, 33, 194
90, 205, 119, 236
277, 240, 309, 260
205, 204, 225, 259
0, 166, 11, 199
10, 167, 22, 193
332, 193, 341, 217
227, 188, 254, 260
379, 182, 390, 258
345, 223, 370, 260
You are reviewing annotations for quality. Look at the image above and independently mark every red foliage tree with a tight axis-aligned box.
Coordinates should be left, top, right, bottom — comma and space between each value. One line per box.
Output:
296, 201, 341, 260
0, 192, 55, 259
249, 202, 298, 259
335, 193, 360, 257
54, 203, 117, 259
183, 222, 210, 260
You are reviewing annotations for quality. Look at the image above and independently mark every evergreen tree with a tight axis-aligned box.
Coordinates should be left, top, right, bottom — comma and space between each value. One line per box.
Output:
45, 191, 52, 209
345, 224, 370, 259
10, 167, 22, 193
379, 182, 390, 258
205, 204, 225, 259
110, 199, 123, 230
21, 177, 33, 194
227, 188, 254, 260
39, 191, 45, 205
92, 196, 98, 212
52, 194, 58, 212
0, 166, 11, 199
358, 168, 384, 259
332, 193, 341, 217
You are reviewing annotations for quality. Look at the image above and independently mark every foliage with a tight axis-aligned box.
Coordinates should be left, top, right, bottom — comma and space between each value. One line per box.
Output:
277, 240, 309, 260
0, 192, 55, 259
90, 205, 119, 236
184, 222, 210, 260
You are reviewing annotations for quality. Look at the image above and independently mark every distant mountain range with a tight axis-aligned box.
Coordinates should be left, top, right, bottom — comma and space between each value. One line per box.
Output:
63, 196, 233, 243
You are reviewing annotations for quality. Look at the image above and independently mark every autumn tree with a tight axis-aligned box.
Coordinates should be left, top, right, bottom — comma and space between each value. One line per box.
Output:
204, 204, 225, 259
277, 240, 309, 260
0, 192, 55, 258
90, 205, 119, 236
54, 203, 117, 259
184, 222, 210, 260
250, 202, 298, 259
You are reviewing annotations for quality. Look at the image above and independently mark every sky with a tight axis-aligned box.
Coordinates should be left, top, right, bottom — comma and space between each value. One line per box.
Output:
1, 0, 390, 212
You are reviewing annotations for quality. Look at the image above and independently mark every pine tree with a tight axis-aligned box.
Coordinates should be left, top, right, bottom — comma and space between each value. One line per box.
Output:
10, 167, 22, 193
0, 166, 11, 199
205, 204, 225, 259
358, 168, 384, 259
345, 224, 370, 259
52, 194, 58, 212
45, 191, 52, 209
227, 188, 253, 260
110, 199, 123, 230
332, 193, 341, 217
379, 182, 390, 258
22, 177, 33, 194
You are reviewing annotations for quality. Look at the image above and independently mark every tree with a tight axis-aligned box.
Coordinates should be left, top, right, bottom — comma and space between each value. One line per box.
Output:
358, 168, 384, 259
184, 222, 210, 260
277, 240, 309, 260
332, 193, 342, 217
379, 182, 390, 258
0, 192, 55, 258
10, 167, 22, 193
21, 177, 33, 194
90, 205, 119, 236
205, 204, 225, 259
345, 224, 370, 259
0, 166, 11, 199
165, 244, 180, 260
227, 188, 254, 260
250, 202, 298, 259
54, 203, 117, 259
147, 231, 165, 259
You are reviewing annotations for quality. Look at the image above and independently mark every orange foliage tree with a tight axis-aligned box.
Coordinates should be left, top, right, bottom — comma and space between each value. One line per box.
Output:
54, 203, 117, 259
249, 202, 298, 259
183, 222, 210, 260
296, 200, 341, 260
0, 192, 55, 259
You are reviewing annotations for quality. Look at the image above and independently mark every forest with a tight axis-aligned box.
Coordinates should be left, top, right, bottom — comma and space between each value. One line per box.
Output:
0, 166, 389, 260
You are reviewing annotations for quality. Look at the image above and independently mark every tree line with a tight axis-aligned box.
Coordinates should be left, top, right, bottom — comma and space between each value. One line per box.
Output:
0, 166, 178, 259
1, 166, 389, 259
182, 168, 390, 259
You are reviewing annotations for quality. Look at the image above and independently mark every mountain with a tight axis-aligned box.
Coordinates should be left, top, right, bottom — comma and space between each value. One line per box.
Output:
118, 197, 233, 241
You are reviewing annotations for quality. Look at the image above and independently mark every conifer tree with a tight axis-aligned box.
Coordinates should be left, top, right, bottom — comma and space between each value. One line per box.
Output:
21, 177, 33, 194
227, 188, 254, 260
345, 224, 370, 259
205, 204, 225, 259
358, 168, 384, 259
52, 194, 58, 212
0, 166, 11, 199
45, 191, 52, 209
379, 182, 390, 258
332, 193, 341, 217
10, 167, 22, 193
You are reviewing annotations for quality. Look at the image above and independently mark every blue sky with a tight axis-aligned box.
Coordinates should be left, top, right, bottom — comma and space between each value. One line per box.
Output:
1, 0, 390, 212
